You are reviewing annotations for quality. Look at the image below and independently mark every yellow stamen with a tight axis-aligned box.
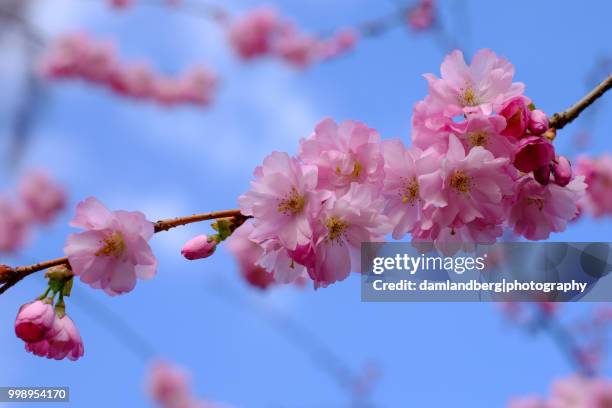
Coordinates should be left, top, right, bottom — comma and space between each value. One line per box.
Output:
527, 197, 545, 211
277, 186, 306, 215
459, 87, 478, 107
95, 231, 126, 258
401, 176, 420, 205
325, 216, 348, 243
468, 131, 489, 147
351, 161, 363, 179
450, 170, 472, 193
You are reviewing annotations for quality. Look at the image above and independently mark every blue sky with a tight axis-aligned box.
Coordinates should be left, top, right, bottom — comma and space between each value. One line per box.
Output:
1, 0, 612, 407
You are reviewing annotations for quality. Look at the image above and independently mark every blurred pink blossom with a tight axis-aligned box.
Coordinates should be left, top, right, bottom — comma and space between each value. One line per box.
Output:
575, 155, 612, 217
39, 33, 218, 107
407, 0, 436, 31
18, 171, 67, 224
0, 197, 29, 253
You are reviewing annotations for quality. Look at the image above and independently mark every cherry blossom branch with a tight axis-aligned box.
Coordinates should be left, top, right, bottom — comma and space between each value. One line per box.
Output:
549, 74, 612, 130
0, 209, 245, 295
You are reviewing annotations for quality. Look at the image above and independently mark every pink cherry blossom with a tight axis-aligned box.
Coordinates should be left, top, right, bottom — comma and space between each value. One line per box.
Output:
15, 300, 56, 343
299, 118, 384, 193
548, 376, 592, 408
423, 49, 525, 117
318, 29, 358, 60
449, 114, 516, 159
419, 219, 504, 256
274, 30, 319, 69
227, 7, 279, 60
407, 0, 436, 32
511, 376, 612, 408
513, 136, 555, 173
499, 96, 531, 138
18, 171, 67, 224
575, 155, 612, 217
421, 135, 516, 228
0, 197, 29, 253
64, 197, 157, 296
509, 175, 585, 240
109, 0, 131, 9
25, 314, 84, 361
411, 96, 454, 153
239, 152, 323, 251
147, 361, 233, 408
147, 360, 191, 408
590, 379, 612, 407
225, 221, 276, 290
257, 239, 307, 284
308, 183, 389, 289
381, 140, 440, 239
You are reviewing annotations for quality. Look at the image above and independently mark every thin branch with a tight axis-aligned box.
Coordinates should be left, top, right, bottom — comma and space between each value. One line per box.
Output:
153, 209, 245, 232
549, 74, 612, 130
0, 208, 245, 295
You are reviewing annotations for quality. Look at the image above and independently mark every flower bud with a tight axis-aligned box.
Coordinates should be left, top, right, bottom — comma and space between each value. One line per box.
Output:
181, 235, 217, 260
513, 136, 555, 173
25, 314, 84, 361
533, 165, 551, 185
500, 96, 530, 138
528, 109, 549, 135
552, 156, 573, 187
15, 300, 56, 343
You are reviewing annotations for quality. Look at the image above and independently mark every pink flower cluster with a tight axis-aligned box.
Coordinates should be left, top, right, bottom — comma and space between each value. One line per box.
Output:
147, 360, 230, 408
64, 197, 157, 296
575, 155, 612, 217
15, 300, 84, 361
508, 376, 612, 408
0, 171, 66, 253
234, 49, 586, 289
237, 121, 389, 289
39, 33, 218, 107
227, 7, 358, 69
412, 49, 585, 244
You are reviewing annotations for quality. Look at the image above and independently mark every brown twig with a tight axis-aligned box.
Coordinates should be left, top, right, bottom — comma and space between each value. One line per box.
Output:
0, 209, 244, 295
549, 74, 612, 130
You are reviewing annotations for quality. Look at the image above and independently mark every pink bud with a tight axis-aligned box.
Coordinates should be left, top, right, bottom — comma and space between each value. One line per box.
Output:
552, 156, 573, 187
533, 165, 551, 185
181, 235, 217, 260
528, 109, 549, 135
500, 96, 530, 138
513, 136, 555, 173
15, 300, 56, 343
25, 314, 84, 361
